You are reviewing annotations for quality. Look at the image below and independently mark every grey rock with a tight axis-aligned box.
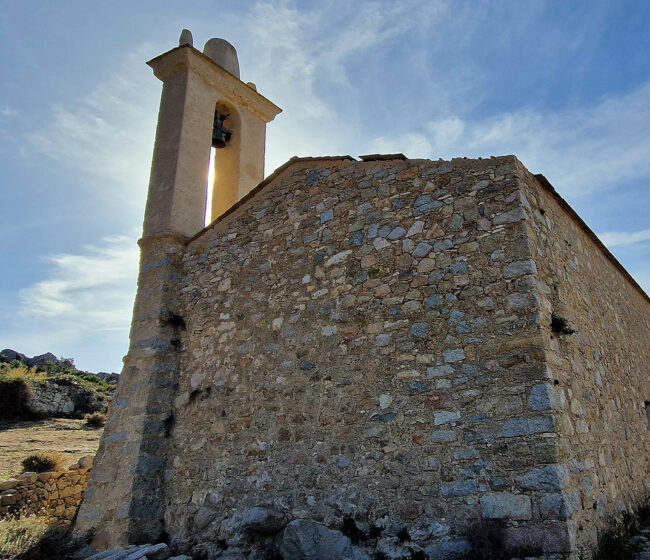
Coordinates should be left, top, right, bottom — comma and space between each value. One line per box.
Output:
497, 416, 554, 437
443, 348, 465, 363
375, 334, 392, 347
448, 310, 465, 324
414, 195, 431, 207
194, 507, 217, 531
504, 259, 538, 278
370, 412, 397, 423
427, 365, 454, 377
349, 231, 364, 246
413, 201, 443, 215
378, 225, 392, 237
126, 544, 171, 560
527, 384, 558, 411
239, 506, 288, 534
430, 430, 457, 443
424, 294, 441, 307
539, 491, 580, 520
321, 209, 334, 223
441, 480, 478, 497
448, 214, 464, 231
376, 537, 424, 559
506, 292, 533, 309
280, 519, 355, 560
493, 207, 525, 224
424, 539, 471, 559
388, 227, 406, 240
410, 322, 430, 338
480, 493, 532, 519
449, 261, 468, 275
413, 242, 433, 258
516, 465, 569, 491
191, 543, 222, 560
434, 239, 453, 252
434, 411, 460, 425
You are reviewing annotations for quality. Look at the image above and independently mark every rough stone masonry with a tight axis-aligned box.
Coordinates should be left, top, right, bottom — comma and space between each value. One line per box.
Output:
74, 32, 650, 559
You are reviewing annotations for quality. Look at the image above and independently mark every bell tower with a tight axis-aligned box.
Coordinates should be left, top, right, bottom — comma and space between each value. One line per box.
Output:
144, 30, 281, 237
73, 32, 280, 548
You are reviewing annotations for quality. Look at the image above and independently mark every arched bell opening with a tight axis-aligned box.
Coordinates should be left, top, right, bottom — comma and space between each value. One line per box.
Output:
205, 100, 241, 224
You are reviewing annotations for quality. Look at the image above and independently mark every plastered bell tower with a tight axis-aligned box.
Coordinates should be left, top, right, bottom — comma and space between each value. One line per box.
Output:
144, 30, 281, 236
73, 31, 280, 548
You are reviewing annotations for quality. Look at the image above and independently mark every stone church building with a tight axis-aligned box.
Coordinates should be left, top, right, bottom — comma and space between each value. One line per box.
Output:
74, 32, 650, 559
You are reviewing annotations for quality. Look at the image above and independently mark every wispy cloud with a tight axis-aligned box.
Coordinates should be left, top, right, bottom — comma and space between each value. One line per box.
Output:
242, 0, 449, 171
7, 235, 140, 370
597, 229, 650, 248
0, 106, 16, 118
369, 80, 650, 199
25, 44, 160, 208
20, 234, 139, 326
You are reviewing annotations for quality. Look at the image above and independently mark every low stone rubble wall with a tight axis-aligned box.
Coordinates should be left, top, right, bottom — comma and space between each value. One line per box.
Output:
0, 456, 92, 521
29, 378, 104, 417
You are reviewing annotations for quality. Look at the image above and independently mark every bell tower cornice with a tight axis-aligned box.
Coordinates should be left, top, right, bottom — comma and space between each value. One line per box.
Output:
147, 46, 281, 123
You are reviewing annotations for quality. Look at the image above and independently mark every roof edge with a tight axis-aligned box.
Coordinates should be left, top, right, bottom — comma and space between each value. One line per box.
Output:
534, 174, 649, 304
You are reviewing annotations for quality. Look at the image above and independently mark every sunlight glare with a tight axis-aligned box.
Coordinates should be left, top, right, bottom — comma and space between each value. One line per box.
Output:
205, 147, 216, 226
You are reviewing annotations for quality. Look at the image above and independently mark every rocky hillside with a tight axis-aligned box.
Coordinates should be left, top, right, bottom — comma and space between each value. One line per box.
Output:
0, 350, 118, 420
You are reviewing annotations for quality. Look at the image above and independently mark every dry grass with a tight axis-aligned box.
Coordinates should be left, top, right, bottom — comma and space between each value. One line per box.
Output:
0, 418, 101, 479
0, 516, 53, 559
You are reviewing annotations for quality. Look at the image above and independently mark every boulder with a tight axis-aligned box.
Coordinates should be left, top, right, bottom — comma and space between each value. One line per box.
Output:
239, 506, 288, 535
280, 519, 355, 560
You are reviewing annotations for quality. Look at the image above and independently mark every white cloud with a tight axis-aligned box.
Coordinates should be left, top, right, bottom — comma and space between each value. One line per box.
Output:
0, 106, 16, 118
8, 235, 140, 371
370, 80, 650, 199
242, 0, 449, 172
597, 229, 650, 248
25, 44, 160, 209
20, 234, 139, 328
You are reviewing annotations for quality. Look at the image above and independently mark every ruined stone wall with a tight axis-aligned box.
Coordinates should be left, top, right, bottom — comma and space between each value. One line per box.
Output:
518, 167, 650, 551
161, 156, 576, 555
29, 378, 103, 417
0, 457, 92, 522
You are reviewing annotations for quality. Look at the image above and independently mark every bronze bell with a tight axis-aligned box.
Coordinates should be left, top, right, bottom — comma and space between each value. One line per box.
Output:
212, 111, 232, 149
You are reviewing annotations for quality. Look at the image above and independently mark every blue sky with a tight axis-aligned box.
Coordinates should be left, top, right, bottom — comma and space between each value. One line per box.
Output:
1, 0, 649, 373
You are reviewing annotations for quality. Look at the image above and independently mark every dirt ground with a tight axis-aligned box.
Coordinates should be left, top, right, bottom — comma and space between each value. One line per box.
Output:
0, 418, 101, 479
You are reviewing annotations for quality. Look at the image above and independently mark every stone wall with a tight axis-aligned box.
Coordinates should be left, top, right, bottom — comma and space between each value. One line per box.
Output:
77, 154, 649, 558
161, 156, 570, 556
0, 456, 92, 522
518, 166, 650, 551
28, 378, 104, 417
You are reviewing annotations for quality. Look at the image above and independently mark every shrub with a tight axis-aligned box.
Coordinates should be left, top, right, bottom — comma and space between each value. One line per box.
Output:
20, 452, 66, 474
0, 375, 32, 419
84, 413, 106, 428
0, 515, 52, 558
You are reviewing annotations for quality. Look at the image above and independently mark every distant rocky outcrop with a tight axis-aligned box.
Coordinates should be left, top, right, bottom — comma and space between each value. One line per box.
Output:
0, 348, 118, 419
0, 348, 120, 382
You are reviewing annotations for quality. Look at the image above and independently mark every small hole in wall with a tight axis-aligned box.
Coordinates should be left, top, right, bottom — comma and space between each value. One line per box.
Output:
554, 380, 560, 386
163, 313, 186, 330
163, 414, 175, 438
539, 208, 546, 215
551, 313, 576, 335
645, 402, 650, 430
